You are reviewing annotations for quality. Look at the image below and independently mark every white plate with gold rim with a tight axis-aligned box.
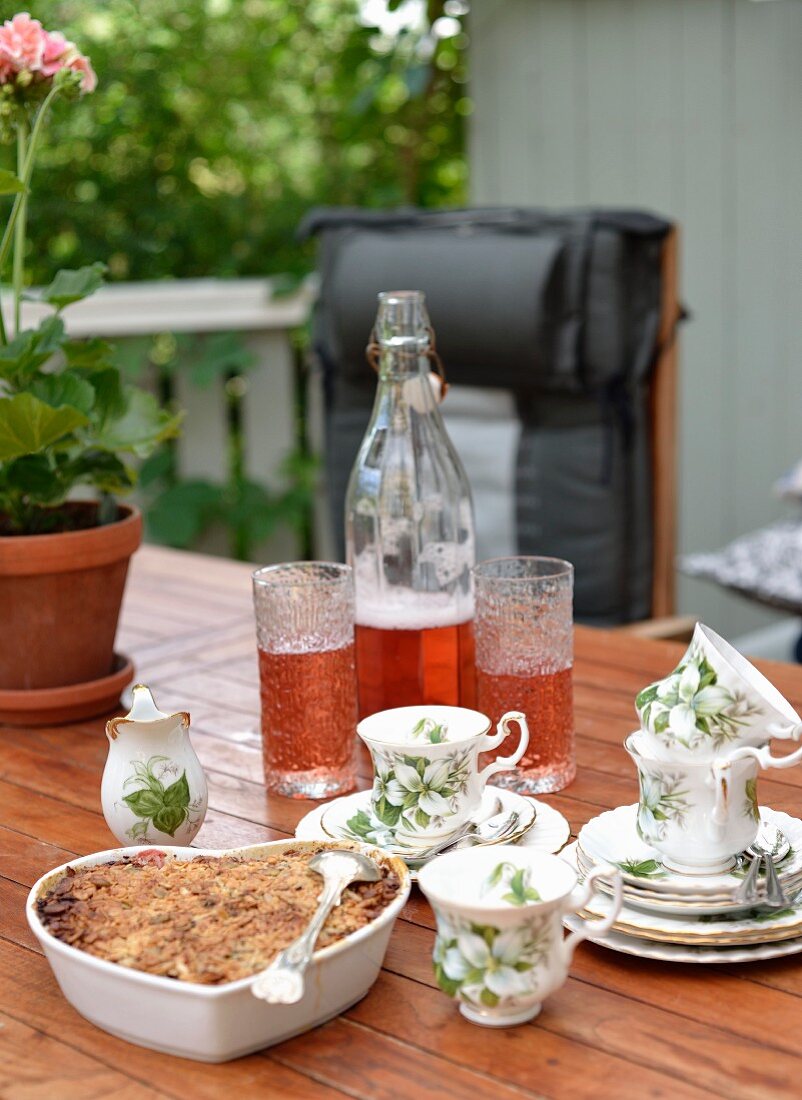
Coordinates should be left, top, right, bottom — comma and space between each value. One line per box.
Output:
297, 790, 570, 879
575, 841, 802, 917
578, 804, 802, 898
563, 843, 802, 946
561, 909, 802, 965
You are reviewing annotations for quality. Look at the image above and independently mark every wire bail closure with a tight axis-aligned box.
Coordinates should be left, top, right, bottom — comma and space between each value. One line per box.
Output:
365, 326, 449, 401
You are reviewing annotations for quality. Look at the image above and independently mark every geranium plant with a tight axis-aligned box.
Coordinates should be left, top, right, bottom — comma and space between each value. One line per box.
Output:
0, 12, 180, 535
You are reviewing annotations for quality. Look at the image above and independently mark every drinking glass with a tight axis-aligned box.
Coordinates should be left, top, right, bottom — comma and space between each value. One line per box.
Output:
253, 562, 358, 799
472, 557, 575, 794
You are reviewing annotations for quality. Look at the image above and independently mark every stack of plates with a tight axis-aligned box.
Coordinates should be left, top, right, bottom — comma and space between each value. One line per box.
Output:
564, 804, 802, 964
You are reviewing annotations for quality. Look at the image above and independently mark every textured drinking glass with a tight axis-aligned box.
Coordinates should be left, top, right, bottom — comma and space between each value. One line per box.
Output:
473, 557, 575, 794
253, 562, 358, 799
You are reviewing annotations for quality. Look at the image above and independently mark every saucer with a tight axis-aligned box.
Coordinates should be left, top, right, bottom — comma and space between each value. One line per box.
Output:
575, 842, 802, 917
578, 804, 802, 898
561, 909, 802, 965
563, 843, 802, 946
320, 786, 537, 855
296, 790, 570, 878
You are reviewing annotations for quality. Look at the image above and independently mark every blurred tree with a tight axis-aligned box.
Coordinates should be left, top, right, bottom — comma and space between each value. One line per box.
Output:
8, 0, 469, 284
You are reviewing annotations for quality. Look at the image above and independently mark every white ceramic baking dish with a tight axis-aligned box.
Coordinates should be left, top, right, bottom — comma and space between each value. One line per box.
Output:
26, 838, 411, 1062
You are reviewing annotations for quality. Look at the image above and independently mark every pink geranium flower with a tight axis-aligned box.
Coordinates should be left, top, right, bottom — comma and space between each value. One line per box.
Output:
39, 30, 71, 77
0, 12, 45, 72
67, 53, 97, 94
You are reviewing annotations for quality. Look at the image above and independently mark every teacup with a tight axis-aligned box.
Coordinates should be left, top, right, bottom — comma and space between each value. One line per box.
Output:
625, 730, 802, 874
356, 705, 529, 847
635, 622, 802, 760
418, 846, 622, 1027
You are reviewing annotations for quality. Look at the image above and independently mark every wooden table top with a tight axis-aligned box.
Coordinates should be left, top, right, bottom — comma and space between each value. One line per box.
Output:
2, 545, 802, 1099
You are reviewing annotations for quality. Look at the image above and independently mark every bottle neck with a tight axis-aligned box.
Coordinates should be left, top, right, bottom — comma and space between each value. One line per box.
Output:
376, 346, 429, 380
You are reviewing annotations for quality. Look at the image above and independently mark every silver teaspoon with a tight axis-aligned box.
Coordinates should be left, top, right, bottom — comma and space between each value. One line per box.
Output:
750, 824, 791, 908
251, 849, 381, 1004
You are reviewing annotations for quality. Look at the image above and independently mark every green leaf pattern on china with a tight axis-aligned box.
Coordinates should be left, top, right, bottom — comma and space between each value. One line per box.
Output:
122, 756, 191, 839
615, 857, 666, 879
636, 645, 764, 751
433, 916, 551, 1008
484, 861, 542, 906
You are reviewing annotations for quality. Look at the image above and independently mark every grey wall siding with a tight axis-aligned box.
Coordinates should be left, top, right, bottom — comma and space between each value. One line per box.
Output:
469, 0, 802, 638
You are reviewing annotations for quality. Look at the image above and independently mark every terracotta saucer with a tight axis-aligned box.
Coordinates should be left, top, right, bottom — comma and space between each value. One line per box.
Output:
0, 652, 134, 727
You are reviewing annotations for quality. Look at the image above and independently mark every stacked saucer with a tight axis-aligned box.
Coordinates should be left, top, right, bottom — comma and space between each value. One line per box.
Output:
563, 624, 802, 962
562, 805, 802, 962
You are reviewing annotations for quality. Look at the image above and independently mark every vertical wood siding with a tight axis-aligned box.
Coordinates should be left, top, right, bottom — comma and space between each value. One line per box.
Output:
470, 0, 802, 637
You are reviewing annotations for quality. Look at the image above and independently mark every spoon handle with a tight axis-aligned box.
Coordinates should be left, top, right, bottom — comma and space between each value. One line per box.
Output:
764, 854, 788, 908
735, 853, 763, 905
251, 873, 348, 1004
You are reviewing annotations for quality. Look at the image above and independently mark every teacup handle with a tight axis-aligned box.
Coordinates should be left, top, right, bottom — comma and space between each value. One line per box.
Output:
561, 865, 623, 967
709, 741, 802, 829
766, 721, 802, 742
477, 711, 530, 786
716, 741, 802, 774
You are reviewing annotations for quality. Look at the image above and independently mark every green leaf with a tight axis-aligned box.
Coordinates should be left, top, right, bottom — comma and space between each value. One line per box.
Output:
635, 684, 658, 709
0, 169, 24, 195
87, 369, 127, 422
64, 450, 135, 494
486, 863, 505, 888
345, 810, 374, 839
374, 796, 402, 827
654, 711, 670, 734
122, 788, 164, 817
63, 338, 116, 370
479, 989, 500, 1007
152, 803, 185, 836
30, 371, 96, 416
502, 891, 526, 906
0, 317, 65, 386
163, 771, 190, 809
414, 807, 430, 828
96, 387, 183, 456
146, 479, 221, 547
434, 963, 461, 998
188, 331, 256, 388
36, 263, 107, 310
0, 393, 87, 461
510, 868, 526, 896
0, 454, 61, 501
138, 446, 173, 489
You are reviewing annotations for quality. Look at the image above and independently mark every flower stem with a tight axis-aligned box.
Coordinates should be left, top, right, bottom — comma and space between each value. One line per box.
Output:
13, 118, 28, 334
0, 84, 62, 329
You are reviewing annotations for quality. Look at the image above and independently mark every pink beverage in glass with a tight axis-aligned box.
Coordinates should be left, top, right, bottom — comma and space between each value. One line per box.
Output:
253, 562, 358, 799
473, 557, 575, 794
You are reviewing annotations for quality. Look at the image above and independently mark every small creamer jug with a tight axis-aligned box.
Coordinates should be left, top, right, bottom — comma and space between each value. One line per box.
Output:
101, 683, 207, 846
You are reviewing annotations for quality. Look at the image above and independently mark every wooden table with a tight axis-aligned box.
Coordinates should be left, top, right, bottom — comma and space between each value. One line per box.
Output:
2, 545, 802, 1099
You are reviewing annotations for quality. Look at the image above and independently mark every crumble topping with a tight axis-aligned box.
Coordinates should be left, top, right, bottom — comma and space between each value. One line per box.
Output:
37, 844, 401, 984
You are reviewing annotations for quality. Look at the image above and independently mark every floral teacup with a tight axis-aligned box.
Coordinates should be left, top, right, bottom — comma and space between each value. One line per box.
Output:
635, 622, 802, 760
356, 705, 529, 848
626, 730, 802, 874
418, 846, 622, 1027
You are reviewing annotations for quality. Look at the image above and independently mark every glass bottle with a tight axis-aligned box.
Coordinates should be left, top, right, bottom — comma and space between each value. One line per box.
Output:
345, 290, 476, 717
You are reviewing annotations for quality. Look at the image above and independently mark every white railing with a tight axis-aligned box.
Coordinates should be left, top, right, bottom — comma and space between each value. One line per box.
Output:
7, 278, 315, 562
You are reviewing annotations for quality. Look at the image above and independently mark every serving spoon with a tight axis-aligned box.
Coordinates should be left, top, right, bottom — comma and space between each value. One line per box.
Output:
251, 849, 381, 1004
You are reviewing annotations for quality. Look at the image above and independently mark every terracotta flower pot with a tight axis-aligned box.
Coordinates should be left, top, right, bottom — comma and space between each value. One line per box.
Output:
0, 504, 142, 700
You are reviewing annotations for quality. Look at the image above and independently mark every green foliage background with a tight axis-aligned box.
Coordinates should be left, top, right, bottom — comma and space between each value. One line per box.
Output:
1, 0, 469, 556
11, 0, 469, 285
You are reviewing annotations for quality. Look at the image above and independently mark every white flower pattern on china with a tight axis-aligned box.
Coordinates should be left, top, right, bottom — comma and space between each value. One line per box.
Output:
636, 769, 690, 843
352, 746, 473, 841
637, 644, 764, 751
434, 914, 552, 1008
